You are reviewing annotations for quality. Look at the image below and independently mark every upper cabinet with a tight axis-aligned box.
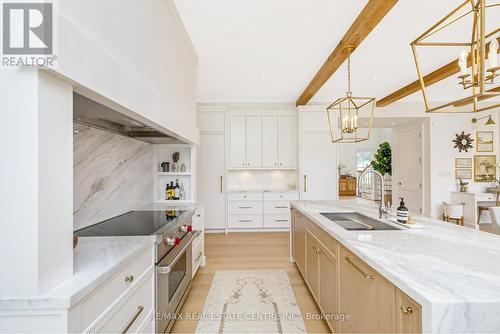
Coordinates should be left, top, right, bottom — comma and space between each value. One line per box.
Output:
245, 116, 263, 168
229, 116, 247, 168
230, 114, 296, 169
278, 116, 296, 168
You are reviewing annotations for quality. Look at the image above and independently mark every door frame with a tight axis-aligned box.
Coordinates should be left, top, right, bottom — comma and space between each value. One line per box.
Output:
392, 120, 426, 215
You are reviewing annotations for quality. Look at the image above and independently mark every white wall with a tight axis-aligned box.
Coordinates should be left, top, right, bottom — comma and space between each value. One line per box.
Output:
54, 0, 198, 144
337, 129, 392, 176
0, 70, 73, 297
428, 112, 499, 218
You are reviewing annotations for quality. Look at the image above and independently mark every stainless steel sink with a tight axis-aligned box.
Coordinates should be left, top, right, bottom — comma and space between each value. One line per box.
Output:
320, 212, 400, 231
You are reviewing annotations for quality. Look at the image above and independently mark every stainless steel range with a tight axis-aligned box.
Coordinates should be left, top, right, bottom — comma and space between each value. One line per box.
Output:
75, 209, 199, 333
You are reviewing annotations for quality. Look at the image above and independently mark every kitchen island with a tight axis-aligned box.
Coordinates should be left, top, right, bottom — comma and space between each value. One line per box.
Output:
291, 199, 500, 333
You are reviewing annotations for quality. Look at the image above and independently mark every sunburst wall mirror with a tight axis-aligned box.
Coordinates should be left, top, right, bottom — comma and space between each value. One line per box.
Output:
453, 131, 474, 152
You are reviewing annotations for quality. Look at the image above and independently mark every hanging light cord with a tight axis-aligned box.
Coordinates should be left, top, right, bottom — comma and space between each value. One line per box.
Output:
347, 53, 352, 96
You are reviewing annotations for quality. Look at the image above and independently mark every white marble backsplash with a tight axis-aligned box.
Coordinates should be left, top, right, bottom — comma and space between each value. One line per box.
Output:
73, 124, 154, 230
227, 170, 297, 192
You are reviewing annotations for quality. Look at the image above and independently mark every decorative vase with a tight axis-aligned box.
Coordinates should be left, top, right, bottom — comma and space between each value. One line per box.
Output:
180, 163, 186, 172
172, 162, 179, 172
161, 162, 170, 172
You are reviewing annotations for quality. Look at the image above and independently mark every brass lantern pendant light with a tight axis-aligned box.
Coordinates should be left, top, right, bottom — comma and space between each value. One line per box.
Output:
411, 0, 500, 113
326, 46, 375, 143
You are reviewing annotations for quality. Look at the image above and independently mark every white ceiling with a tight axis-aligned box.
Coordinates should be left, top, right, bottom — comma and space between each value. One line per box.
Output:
173, 0, 499, 105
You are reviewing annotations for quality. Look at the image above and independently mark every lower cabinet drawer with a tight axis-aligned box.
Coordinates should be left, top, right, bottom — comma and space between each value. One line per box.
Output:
228, 200, 263, 214
228, 214, 263, 228
96, 270, 154, 333
478, 194, 495, 201
192, 237, 204, 277
264, 214, 290, 228
264, 201, 291, 215
78, 247, 154, 331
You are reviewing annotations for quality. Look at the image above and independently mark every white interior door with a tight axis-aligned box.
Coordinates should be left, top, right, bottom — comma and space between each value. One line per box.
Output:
245, 116, 262, 168
198, 133, 226, 229
278, 116, 296, 168
301, 133, 338, 200
396, 127, 423, 214
229, 116, 246, 168
262, 116, 278, 168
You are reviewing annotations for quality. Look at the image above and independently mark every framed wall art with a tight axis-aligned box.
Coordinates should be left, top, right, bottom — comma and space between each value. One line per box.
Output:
476, 131, 494, 152
455, 158, 472, 168
455, 169, 472, 179
474, 155, 496, 182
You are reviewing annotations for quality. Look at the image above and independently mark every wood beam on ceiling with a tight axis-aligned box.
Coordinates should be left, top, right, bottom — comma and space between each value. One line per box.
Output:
295, 0, 399, 106
377, 36, 500, 108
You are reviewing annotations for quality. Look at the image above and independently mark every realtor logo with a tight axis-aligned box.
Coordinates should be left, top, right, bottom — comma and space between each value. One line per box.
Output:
1, 1, 56, 67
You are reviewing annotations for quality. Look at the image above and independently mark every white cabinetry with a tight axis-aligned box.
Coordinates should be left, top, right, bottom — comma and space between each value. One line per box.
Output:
72, 247, 155, 333
191, 206, 206, 276
229, 114, 295, 169
198, 109, 226, 231
227, 191, 298, 230
299, 110, 338, 200
262, 117, 279, 168
246, 116, 263, 168
229, 116, 262, 168
228, 192, 264, 228
229, 116, 247, 168
278, 116, 296, 168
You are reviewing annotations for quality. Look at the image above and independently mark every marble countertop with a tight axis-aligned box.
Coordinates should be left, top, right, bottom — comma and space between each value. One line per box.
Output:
291, 199, 500, 333
227, 190, 299, 193
139, 201, 202, 211
0, 236, 155, 310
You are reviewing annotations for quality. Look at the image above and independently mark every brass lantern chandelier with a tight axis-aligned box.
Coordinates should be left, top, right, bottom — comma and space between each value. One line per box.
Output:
411, 0, 500, 113
326, 46, 375, 143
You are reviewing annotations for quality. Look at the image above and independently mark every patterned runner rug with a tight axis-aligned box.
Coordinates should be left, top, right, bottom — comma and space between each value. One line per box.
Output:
195, 270, 306, 333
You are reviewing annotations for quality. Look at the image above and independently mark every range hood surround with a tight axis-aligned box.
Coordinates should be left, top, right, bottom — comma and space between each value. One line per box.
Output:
73, 93, 185, 144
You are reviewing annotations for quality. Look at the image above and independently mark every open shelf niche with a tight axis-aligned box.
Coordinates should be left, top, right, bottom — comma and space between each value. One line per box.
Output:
154, 144, 196, 203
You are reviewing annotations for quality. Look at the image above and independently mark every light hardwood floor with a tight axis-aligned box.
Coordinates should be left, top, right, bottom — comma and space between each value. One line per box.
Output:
171, 232, 331, 333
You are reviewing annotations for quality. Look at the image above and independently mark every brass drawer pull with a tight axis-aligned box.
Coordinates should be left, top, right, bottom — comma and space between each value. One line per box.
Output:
345, 256, 373, 280
304, 175, 307, 192
275, 219, 289, 222
400, 305, 413, 315
238, 206, 253, 209
122, 305, 144, 333
239, 220, 253, 222
124, 275, 134, 283
195, 251, 203, 263
275, 206, 288, 209
220, 176, 223, 193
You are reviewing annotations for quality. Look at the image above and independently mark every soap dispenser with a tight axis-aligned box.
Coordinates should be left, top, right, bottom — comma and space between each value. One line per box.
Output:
397, 197, 409, 223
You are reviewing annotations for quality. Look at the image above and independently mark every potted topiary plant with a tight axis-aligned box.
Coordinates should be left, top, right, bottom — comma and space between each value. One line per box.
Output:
371, 142, 392, 176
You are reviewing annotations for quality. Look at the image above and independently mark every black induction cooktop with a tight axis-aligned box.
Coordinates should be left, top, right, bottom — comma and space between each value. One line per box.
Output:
75, 210, 192, 237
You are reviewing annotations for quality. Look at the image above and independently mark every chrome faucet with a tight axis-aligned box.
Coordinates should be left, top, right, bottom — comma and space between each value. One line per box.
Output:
358, 169, 388, 219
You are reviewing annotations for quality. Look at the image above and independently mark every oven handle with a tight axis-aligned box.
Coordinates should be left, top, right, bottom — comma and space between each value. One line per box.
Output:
157, 230, 200, 275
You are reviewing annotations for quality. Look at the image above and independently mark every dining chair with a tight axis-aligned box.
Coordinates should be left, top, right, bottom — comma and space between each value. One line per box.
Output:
488, 207, 500, 235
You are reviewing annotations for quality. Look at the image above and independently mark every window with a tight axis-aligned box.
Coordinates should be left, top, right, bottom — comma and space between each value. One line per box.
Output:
357, 150, 373, 172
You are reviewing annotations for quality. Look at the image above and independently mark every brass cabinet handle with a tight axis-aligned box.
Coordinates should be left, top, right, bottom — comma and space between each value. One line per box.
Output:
238, 206, 253, 209
275, 219, 289, 222
220, 176, 223, 193
400, 305, 413, 315
122, 305, 144, 333
124, 275, 134, 283
195, 251, 203, 263
304, 175, 307, 192
345, 256, 373, 280
239, 219, 253, 222
275, 206, 288, 209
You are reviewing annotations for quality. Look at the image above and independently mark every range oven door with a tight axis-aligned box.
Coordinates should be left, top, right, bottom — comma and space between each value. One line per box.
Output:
156, 231, 197, 333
